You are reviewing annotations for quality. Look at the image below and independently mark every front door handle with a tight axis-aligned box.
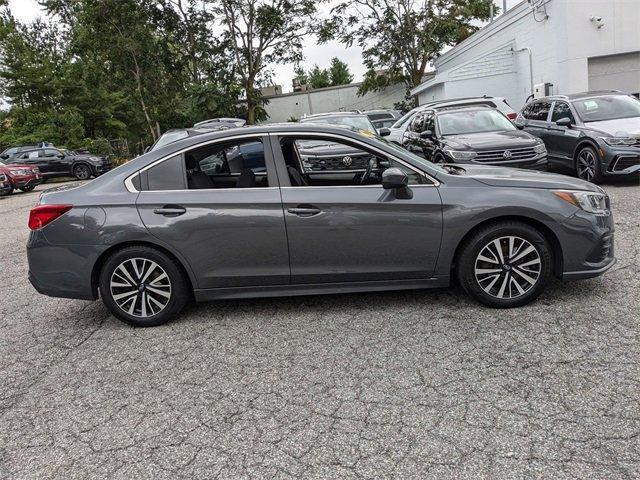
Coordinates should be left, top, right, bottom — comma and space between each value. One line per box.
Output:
153, 205, 186, 217
287, 205, 321, 217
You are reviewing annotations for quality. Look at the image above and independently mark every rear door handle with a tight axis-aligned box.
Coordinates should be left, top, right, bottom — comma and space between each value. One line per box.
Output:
287, 205, 321, 217
153, 205, 186, 217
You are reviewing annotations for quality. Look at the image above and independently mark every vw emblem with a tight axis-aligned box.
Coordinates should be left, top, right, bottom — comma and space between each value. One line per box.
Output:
342, 156, 353, 166
503, 150, 512, 159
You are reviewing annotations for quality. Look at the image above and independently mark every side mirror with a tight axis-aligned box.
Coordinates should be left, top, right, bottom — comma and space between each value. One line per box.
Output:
420, 130, 434, 139
0, 154, 8, 160
555, 117, 572, 127
57, 153, 65, 158
382, 167, 408, 190
378, 127, 391, 137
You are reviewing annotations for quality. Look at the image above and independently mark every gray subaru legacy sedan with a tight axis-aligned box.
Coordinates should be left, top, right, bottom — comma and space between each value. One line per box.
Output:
27, 124, 615, 327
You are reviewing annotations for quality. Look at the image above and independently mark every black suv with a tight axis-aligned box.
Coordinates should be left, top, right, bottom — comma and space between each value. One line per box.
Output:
403, 106, 547, 169
516, 91, 640, 183
7, 147, 111, 181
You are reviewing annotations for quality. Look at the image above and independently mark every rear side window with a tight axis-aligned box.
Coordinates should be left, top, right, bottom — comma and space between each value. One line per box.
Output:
525, 101, 552, 121
147, 155, 185, 190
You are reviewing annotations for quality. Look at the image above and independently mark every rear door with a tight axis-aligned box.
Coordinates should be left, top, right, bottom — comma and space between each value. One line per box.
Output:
135, 134, 290, 289
272, 133, 443, 284
40, 149, 67, 175
520, 100, 553, 145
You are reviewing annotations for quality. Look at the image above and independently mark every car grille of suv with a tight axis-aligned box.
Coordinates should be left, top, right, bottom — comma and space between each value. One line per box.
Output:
305, 153, 372, 171
474, 147, 538, 163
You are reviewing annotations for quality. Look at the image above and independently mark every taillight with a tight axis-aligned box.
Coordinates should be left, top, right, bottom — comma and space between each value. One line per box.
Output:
28, 204, 72, 230
506, 112, 518, 120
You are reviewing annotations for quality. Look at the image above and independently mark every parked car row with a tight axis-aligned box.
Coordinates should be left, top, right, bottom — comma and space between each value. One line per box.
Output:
0, 144, 112, 196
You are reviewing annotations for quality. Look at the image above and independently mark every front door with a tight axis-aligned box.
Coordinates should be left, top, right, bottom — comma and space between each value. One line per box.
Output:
272, 133, 443, 284
546, 101, 579, 167
135, 135, 290, 289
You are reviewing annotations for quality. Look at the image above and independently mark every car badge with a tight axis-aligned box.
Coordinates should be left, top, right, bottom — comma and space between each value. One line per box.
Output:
342, 156, 353, 166
503, 150, 512, 159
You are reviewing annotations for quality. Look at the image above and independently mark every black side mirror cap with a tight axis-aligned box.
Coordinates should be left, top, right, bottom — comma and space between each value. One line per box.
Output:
420, 130, 433, 139
555, 117, 572, 127
382, 167, 408, 190
378, 128, 391, 137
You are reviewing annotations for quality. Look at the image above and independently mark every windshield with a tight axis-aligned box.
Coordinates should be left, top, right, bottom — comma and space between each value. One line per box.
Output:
572, 95, 640, 123
301, 115, 377, 134
437, 109, 515, 136
151, 130, 190, 151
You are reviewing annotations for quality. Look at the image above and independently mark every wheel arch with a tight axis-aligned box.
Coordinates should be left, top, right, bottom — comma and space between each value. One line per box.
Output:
91, 241, 195, 300
451, 215, 563, 278
572, 138, 601, 164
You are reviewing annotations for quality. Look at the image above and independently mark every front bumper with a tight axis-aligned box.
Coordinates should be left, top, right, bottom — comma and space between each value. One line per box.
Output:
561, 209, 616, 281
10, 175, 43, 188
91, 163, 113, 176
601, 145, 640, 177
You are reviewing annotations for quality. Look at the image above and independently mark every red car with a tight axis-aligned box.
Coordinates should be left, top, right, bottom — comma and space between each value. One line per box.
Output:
0, 160, 43, 195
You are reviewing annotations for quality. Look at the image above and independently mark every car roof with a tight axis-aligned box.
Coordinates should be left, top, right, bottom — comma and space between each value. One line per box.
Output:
301, 112, 367, 119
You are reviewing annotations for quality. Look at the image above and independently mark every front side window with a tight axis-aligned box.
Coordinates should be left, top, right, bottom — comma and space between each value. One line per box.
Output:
551, 102, 575, 123
42, 149, 60, 158
280, 136, 429, 187
437, 109, 515, 136
572, 95, 640, 122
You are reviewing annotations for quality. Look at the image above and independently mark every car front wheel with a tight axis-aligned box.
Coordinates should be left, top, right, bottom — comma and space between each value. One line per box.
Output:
457, 221, 552, 308
73, 164, 92, 180
99, 246, 189, 327
575, 146, 603, 183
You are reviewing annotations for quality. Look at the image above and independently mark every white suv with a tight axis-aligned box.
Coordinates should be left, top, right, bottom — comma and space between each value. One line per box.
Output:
387, 96, 516, 145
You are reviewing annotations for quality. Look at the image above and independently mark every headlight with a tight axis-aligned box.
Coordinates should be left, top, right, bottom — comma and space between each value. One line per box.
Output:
602, 136, 636, 146
553, 190, 609, 215
533, 143, 547, 154
445, 150, 477, 161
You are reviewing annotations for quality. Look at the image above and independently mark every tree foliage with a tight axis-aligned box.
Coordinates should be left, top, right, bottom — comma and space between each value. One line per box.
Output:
319, 0, 495, 97
328, 57, 354, 86
308, 65, 331, 89
213, 0, 317, 124
0, 0, 245, 153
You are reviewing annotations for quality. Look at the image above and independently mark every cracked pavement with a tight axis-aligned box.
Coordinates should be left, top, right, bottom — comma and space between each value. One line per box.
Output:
0, 180, 639, 479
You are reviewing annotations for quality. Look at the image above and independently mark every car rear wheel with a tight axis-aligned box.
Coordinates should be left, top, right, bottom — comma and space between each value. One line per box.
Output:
575, 146, 603, 183
73, 164, 92, 180
456, 221, 552, 308
99, 246, 189, 327
19, 185, 35, 192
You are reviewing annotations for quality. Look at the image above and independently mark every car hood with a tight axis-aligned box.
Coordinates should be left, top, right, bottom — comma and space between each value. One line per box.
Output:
454, 164, 600, 192
582, 117, 640, 137
297, 140, 362, 155
444, 130, 538, 149
1, 163, 32, 169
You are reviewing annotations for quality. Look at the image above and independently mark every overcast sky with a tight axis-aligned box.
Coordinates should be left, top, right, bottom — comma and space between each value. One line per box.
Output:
8, 0, 521, 93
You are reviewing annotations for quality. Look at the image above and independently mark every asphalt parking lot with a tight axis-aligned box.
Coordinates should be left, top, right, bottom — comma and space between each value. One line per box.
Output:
1, 180, 639, 479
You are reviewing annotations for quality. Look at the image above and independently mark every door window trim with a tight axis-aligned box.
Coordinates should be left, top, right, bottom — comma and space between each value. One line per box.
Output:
125, 133, 275, 192
269, 131, 439, 188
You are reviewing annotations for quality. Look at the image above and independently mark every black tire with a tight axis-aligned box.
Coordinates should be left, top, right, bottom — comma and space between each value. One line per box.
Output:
575, 145, 603, 183
0, 184, 13, 196
19, 185, 35, 192
456, 221, 552, 308
73, 163, 92, 180
99, 246, 190, 327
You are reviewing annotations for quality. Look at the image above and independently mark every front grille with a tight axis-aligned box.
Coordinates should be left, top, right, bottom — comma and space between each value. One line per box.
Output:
610, 156, 640, 172
305, 153, 373, 171
474, 147, 538, 163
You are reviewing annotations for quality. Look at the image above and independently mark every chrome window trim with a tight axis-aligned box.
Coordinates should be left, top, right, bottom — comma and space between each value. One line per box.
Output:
124, 131, 440, 192
275, 131, 439, 186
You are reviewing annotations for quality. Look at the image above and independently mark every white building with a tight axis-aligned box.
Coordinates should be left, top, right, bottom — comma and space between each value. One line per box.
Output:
262, 81, 408, 123
410, 0, 640, 110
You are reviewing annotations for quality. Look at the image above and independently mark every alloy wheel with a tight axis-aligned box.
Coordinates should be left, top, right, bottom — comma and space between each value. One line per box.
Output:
577, 149, 596, 181
75, 165, 91, 180
474, 236, 541, 299
109, 258, 172, 318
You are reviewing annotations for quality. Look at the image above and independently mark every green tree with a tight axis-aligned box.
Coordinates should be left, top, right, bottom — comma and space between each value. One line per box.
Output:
329, 57, 353, 86
308, 65, 331, 89
293, 64, 308, 87
213, 0, 317, 124
319, 0, 494, 100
